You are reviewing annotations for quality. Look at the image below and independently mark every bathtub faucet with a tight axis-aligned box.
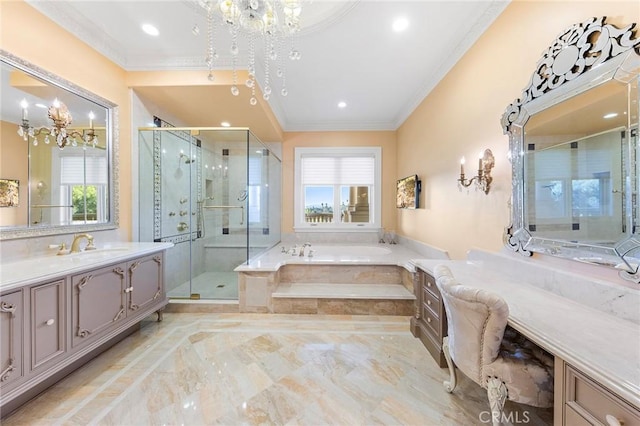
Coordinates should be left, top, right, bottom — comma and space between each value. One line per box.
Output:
299, 242, 312, 257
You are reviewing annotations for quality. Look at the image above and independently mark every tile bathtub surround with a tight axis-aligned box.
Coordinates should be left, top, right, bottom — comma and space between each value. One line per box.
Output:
2, 313, 553, 425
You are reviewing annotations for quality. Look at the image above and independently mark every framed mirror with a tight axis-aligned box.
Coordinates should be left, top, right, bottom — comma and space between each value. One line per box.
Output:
501, 17, 640, 281
0, 50, 119, 240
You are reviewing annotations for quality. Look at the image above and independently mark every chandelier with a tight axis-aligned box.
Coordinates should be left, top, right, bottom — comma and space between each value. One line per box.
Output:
17, 98, 98, 149
196, 0, 303, 105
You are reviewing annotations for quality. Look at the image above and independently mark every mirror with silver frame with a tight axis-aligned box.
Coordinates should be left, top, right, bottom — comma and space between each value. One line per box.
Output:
501, 17, 640, 282
0, 50, 118, 239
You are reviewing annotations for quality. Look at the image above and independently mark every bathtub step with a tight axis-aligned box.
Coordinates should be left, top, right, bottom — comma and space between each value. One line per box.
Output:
271, 283, 415, 315
273, 283, 415, 300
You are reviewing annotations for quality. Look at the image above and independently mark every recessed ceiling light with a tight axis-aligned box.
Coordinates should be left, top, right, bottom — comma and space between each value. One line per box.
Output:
35, 103, 47, 109
338, 101, 347, 108
392, 17, 409, 32
603, 112, 618, 119
220, 121, 231, 127
142, 24, 159, 36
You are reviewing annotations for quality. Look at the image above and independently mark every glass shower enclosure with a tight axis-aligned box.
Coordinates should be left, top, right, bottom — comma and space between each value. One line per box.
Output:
138, 126, 281, 300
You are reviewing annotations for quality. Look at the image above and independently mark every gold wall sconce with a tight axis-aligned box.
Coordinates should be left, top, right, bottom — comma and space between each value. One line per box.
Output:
458, 149, 495, 194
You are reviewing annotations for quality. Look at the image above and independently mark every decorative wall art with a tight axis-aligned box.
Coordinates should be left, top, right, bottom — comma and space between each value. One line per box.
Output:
396, 175, 420, 209
0, 179, 19, 207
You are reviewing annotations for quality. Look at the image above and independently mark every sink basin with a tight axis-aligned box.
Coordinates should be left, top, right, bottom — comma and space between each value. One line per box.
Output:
66, 247, 130, 261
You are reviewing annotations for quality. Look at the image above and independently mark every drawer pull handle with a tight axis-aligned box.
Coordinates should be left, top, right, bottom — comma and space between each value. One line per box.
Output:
427, 317, 432, 323
45, 319, 55, 326
605, 415, 622, 426
427, 300, 432, 306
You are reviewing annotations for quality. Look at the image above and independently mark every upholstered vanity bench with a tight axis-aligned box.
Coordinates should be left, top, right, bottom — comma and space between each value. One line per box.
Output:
0, 242, 172, 417
411, 252, 640, 426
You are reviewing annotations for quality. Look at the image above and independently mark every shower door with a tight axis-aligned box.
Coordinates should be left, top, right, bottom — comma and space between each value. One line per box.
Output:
139, 126, 280, 300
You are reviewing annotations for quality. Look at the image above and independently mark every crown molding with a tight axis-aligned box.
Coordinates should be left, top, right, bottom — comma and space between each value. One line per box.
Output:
26, 0, 128, 68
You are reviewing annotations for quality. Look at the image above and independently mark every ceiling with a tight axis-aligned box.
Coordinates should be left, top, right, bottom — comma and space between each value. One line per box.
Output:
26, 0, 509, 140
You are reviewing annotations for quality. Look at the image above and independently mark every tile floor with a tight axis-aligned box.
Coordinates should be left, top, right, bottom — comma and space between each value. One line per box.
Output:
168, 271, 239, 300
2, 314, 553, 425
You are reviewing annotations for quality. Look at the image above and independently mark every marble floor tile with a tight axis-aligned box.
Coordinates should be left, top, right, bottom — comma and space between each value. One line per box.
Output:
2, 313, 552, 425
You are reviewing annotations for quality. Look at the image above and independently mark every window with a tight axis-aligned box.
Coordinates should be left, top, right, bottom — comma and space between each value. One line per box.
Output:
57, 148, 108, 224
294, 147, 381, 231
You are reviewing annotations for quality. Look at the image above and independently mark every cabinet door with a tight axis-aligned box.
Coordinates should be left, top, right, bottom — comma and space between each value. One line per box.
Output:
31, 280, 66, 370
127, 254, 163, 314
71, 264, 127, 347
0, 290, 23, 387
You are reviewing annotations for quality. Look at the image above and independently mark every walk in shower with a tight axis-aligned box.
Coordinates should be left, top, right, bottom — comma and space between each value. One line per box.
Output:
138, 125, 281, 300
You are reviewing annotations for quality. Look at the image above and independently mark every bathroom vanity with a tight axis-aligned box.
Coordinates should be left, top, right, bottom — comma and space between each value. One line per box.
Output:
412, 252, 640, 426
0, 242, 172, 416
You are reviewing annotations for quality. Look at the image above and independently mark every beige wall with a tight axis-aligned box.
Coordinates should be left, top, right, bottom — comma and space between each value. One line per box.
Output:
0, 120, 28, 226
396, 0, 640, 259
281, 131, 397, 234
0, 0, 131, 238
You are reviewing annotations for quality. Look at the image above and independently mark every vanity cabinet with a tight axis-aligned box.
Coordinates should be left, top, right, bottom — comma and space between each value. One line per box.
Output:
72, 264, 127, 347
555, 359, 640, 426
0, 249, 168, 417
410, 268, 447, 367
71, 254, 164, 347
30, 280, 66, 371
0, 290, 24, 388
127, 255, 163, 315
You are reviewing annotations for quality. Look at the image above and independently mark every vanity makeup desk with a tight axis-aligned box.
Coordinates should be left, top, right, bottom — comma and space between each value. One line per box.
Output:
411, 253, 640, 426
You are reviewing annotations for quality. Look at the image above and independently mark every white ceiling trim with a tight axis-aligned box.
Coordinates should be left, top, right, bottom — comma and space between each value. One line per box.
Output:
26, 0, 128, 69
283, 119, 397, 132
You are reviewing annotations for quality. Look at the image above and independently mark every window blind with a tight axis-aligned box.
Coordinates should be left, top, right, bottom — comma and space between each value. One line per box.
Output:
301, 156, 375, 185
61, 156, 108, 184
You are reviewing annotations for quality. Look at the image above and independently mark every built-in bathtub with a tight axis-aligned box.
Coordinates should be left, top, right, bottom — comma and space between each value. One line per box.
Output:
235, 242, 449, 314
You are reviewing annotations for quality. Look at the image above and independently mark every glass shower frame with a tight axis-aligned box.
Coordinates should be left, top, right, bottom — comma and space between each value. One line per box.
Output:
138, 126, 281, 300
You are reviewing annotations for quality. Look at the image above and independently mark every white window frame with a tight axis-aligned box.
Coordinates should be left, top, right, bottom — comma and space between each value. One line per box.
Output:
294, 147, 381, 232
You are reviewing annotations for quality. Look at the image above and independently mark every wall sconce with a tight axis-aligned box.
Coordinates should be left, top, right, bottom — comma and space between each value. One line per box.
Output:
458, 149, 495, 194
17, 98, 98, 149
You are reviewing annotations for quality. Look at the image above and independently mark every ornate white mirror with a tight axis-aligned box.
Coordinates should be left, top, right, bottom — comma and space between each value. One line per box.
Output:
0, 50, 119, 239
502, 17, 640, 281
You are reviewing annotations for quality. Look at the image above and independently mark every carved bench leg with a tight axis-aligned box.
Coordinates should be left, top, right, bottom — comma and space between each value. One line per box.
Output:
443, 336, 457, 393
486, 376, 508, 426
156, 308, 164, 322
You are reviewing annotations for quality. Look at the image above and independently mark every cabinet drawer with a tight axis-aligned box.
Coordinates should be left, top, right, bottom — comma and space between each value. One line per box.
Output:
565, 365, 640, 426
31, 280, 66, 370
423, 273, 440, 299
421, 302, 441, 338
422, 287, 439, 316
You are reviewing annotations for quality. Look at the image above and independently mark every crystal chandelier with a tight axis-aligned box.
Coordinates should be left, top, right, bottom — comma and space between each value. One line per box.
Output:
196, 0, 303, 105
17, 98, 98, 149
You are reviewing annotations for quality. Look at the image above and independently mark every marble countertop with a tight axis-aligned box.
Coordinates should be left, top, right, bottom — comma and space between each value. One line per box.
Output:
412, 259, 640, 409
0, 242, 173, 291
235, 243, 424, 272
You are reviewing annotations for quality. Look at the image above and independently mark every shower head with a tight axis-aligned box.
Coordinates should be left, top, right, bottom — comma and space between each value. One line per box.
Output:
179, 153, 194, 164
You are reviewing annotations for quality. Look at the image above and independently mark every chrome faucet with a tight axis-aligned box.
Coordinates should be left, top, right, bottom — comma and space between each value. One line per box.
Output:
70, 233, 95, 253
299, 242, 312, 257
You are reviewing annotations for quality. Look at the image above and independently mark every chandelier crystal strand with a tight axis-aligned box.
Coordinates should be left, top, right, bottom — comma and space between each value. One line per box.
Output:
246, 33, 256, 87
277, 35, 287, 96
262, 34, 271, 101
248, 33, 258, 106
206, 4, 216, 81
197, 0, 302, 104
